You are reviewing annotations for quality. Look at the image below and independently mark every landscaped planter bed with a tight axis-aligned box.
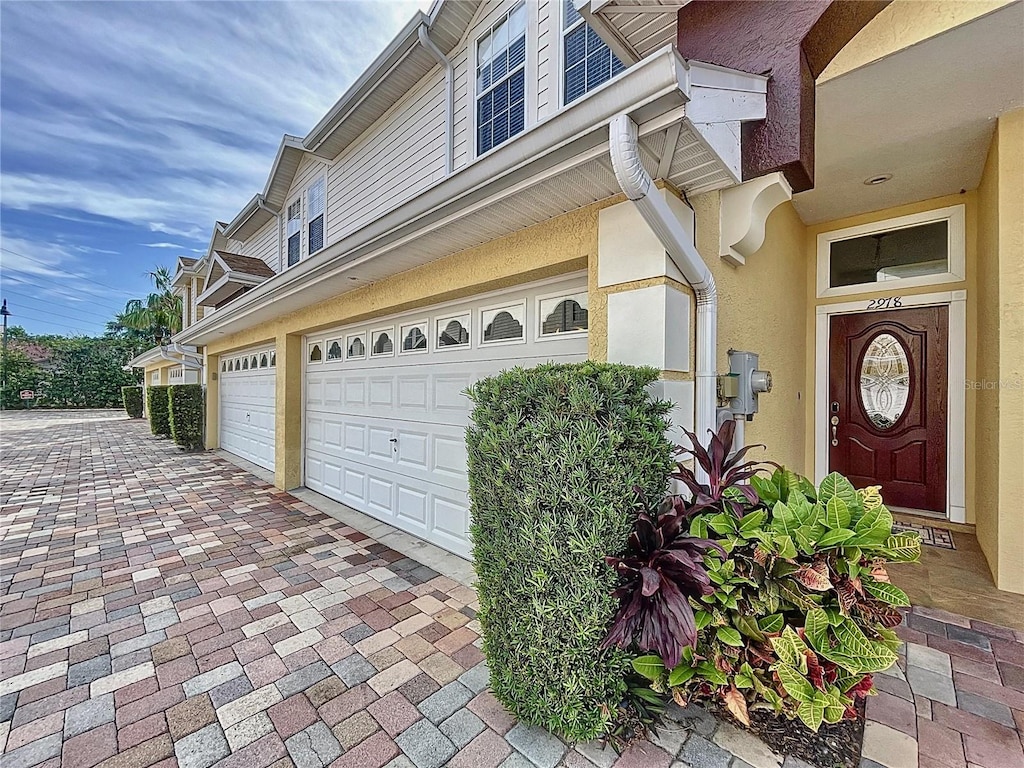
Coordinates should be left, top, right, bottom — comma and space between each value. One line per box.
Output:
466, 362, 922, 768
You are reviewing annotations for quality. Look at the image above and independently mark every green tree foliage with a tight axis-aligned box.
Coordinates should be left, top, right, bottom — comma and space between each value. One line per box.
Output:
147, 386, 171, 436
44, 338, 137, 408
1, 327, 140, 409
169, 384, 204, 450
0, 347, 45, 409
117, 267, 182, 345
465, 362, 674, 741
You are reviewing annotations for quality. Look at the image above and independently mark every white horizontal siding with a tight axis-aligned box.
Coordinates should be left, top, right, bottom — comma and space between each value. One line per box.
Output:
537, 0, 553, 121
241, 217, 281, 273
326, 68, 447, 244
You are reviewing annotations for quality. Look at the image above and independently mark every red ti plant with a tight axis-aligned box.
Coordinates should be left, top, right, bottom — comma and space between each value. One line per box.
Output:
602, 499, 725, 669
673, 420, 764, 517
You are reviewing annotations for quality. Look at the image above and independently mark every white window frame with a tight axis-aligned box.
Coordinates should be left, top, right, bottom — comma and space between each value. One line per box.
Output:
816, 205, 965, 298
558, 0, 624, 107
435, 312, 472, 352
306, 176, 327, 256
307, 340, 324, 364
535, 288, 589, 342
479, 299, 527, 347
346, 332, 367, 361
325, 338, 344, 362
285, 197, 303, 269
473, 1, 529, 160
370, 326, 396, 358
398, 320, 430, 355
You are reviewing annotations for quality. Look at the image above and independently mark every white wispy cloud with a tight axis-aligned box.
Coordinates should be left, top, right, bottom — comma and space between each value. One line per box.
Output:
0, 0, 431, 242
0, 232, 136, 301
140, 242, 188, 249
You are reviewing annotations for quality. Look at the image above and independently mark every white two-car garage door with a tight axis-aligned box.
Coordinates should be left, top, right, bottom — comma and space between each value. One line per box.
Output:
219, 345, 276, 471
304, 276, 589, 558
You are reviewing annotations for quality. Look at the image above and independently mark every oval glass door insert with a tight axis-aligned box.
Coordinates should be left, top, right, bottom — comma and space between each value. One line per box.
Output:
859, 333, 911, 430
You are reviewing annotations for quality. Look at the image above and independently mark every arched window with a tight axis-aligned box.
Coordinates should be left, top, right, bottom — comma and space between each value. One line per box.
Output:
242, 357, 249, 370
327, 341, 343, 360
259, 354, 268, 368
309, 344, 322, 362
270, 352, 276, 367
227, 360, 234, 372
437, 318, 469, 348
372, 331, 393, 356
250, 355, 258, 369
542, 299, 589, 335
221, 361, 227, 372
402, 326, 427, 352
347, 336, 365, 359
483, 310, 523, 342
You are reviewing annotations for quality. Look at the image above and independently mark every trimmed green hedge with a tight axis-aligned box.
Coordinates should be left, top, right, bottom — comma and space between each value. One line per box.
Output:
466, 362, 674, 740
147, 386, 171, 437
169, 384, 204, 451
122, 386, 144, 419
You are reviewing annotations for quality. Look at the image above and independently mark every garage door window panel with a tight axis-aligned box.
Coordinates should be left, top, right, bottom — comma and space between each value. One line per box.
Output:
309, 343, 323, 363
347, 334, 367, 360
436, 314, 471, 349
327, 340, 343, 361
401, 322, 429, 354
481, 301, 526, 345
371, 328, 394, 357
538, 291, 589, 339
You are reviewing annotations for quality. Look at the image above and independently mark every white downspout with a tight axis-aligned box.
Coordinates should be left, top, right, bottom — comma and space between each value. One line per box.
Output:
418, 24, 454, 176
608, 114, 718, 478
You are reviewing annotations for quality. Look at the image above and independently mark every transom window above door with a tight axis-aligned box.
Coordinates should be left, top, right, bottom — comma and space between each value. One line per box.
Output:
476, 2, 527, 155
817, 205, 965, 297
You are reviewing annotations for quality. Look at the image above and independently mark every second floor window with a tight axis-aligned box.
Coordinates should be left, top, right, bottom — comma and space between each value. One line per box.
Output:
563, 0, 625, 104
307, 178, 325, 255
477, 3, 527, 156
286, 200, 301, 267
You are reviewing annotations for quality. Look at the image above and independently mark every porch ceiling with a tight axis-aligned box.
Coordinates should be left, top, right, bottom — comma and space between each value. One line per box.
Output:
793, 3, 1024, 224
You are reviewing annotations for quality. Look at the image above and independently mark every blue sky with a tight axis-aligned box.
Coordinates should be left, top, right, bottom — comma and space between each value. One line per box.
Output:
0, 0, 429, 337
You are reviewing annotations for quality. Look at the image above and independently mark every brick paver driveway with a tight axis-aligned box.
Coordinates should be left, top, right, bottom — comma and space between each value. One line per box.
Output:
4, 411, 1024, 768
0, 411, 500, 768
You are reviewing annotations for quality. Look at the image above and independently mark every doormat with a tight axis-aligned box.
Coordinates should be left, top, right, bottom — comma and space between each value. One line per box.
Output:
892, 522, 956, 550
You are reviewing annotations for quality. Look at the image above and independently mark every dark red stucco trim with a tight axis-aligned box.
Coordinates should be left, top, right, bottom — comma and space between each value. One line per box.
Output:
676, 0, 890, 192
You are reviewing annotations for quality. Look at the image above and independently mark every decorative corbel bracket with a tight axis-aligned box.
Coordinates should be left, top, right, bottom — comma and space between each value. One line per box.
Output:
719, 172, 793, 267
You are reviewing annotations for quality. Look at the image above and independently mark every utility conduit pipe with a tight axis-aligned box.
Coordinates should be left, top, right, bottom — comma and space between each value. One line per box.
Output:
418, 24, 454, 176
608, 113, 718, 480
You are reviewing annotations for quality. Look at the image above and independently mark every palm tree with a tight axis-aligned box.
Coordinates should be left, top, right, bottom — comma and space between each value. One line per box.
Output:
118, 267, 183, 345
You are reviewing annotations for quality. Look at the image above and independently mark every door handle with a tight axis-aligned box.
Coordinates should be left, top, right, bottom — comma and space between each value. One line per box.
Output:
830, 413, 839, 446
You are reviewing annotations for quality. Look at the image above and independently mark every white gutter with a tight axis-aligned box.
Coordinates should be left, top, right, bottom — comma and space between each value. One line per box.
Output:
417, 24, 453, 176
608, 113, 717, 474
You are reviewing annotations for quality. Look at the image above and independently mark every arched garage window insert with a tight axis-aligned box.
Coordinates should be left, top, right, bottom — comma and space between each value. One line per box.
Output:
371, 329, 394, 356
539, 292, 589, 336
482, 302, 525, 344
308, 343, 322, 363
401, 323, 428, 353
437, 315, 470, 348
347, 335, 366, 359
260, 354, 268, 368
327, 341, 343, 361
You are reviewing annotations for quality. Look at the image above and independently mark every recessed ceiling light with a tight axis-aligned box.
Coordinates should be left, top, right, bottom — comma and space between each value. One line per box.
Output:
864, 174, 893, 186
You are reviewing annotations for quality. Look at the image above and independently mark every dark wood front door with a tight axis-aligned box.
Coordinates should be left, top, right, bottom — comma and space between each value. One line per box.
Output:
829, 306, 948, 514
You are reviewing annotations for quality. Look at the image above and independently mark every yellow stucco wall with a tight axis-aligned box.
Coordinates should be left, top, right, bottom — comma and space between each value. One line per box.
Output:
821, 0, 1015, 82
143, 361, 177, 386
692, 193, 810, 471
975, 109, 1024, 593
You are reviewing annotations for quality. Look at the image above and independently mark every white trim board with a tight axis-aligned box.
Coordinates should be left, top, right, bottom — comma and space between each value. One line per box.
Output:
816, 205, 966, 299
813, 290, 967, 524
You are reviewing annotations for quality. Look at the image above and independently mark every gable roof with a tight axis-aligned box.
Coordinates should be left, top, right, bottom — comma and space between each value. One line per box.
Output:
214, 251, 275, 278
220, 1, 481, 242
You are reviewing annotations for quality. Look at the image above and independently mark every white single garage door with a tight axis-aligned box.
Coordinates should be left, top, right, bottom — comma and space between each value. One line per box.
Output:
304, 275, 589, 558
219, 345, 276, 471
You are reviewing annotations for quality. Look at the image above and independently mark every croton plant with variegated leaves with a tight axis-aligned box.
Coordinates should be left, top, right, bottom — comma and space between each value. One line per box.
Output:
606, 422, 921, 734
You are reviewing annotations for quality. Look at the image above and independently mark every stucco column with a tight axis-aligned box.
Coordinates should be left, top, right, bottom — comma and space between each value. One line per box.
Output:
204, 352, 219, 450
275, 333, 303, 490
595, 190, 696, 446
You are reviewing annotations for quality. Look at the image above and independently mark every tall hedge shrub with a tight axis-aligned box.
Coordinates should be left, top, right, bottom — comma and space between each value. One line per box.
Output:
169, 384, 204, 451
466, 362, 674, 740
122, 386, 144, 419
147, 386, 171, 437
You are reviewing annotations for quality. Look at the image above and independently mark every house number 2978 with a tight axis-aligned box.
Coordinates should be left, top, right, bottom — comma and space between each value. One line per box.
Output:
867, 296, 903, 310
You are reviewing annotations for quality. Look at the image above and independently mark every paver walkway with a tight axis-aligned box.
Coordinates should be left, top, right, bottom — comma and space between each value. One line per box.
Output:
1, 411, 1022, 768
